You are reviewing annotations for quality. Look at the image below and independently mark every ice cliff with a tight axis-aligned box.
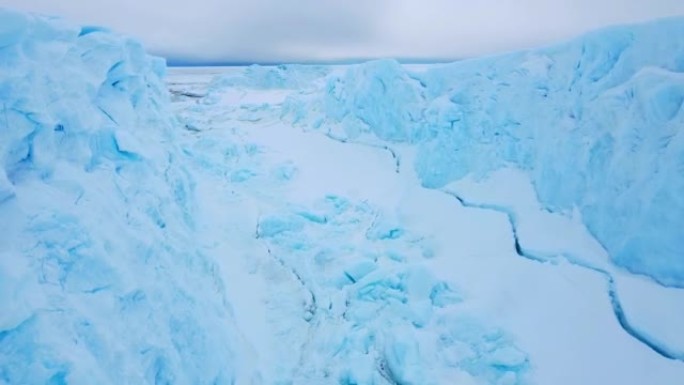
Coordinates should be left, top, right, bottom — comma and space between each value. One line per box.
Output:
284, 17, 684, 287
0, 8, 242, 384
2, 5, 684, 385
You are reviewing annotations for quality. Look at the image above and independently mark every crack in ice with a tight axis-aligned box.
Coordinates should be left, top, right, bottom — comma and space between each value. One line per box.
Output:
444, 190, 684, 362
321, 131, 401, 174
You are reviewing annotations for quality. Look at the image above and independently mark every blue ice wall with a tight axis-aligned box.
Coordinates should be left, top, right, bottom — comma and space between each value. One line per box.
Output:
0, 9, 239, 384
286, 18, 684, 287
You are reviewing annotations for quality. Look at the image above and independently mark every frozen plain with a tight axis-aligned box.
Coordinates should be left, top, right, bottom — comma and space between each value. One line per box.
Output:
2, 7, 684, 385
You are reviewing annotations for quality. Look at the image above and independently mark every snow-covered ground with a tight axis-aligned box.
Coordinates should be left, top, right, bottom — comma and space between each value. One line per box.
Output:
166, 64, 684, 384
1, 7, 683, 385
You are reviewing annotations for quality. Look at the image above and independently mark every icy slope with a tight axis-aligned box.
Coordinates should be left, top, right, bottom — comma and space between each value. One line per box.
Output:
284, 18, 684, 287
0, 9, 245, 384
3, 7, 684, 385
172, 65, 684, 384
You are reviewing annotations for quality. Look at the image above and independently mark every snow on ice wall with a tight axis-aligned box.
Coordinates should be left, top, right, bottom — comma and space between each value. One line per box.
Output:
0, 9, 240, 384
286, 17, 684, 288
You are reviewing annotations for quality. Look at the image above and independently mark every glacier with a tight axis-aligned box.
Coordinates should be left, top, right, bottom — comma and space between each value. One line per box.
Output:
0, 8, 244, 384
283, 19, 684, 288
2, 6, 684, 385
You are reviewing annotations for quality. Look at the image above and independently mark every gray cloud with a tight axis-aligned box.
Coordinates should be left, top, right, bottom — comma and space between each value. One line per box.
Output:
3, 0, 684, 63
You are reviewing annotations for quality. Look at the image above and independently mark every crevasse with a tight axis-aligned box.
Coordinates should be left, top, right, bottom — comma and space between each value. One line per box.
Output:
284, 17, 684, 287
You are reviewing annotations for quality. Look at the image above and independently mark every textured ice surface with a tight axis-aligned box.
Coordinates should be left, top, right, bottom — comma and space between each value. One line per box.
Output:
0, 9, 244, 384
3, 6, 684, 385
253, 197, 529, 384
284, 18, 684, 287
180, 59, 683, 383
171, 76, 534, 383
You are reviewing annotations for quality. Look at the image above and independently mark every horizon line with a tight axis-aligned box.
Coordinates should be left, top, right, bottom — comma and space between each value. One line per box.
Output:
164, 56, 465, 67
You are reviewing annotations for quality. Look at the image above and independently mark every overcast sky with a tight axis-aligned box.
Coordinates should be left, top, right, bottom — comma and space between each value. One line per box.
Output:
3, 0, 684, 64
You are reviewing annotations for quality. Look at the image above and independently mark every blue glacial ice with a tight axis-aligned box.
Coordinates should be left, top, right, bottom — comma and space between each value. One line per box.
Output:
284, 17, 684, 287
252, 196, 529, 384
0, 8, 242, 384
3, 5, 684, 385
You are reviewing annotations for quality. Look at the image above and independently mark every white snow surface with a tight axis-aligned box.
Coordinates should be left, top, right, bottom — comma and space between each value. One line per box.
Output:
1, 8, 684, 385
